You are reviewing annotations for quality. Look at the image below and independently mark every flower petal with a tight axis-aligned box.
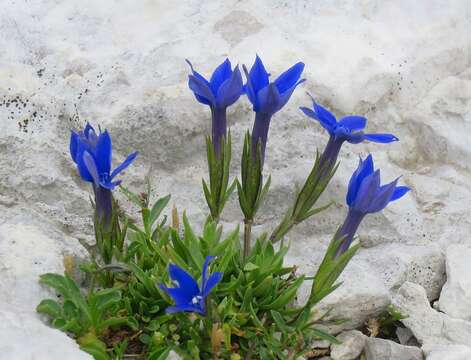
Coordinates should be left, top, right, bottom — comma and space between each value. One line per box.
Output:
201, 255, 216, 290
95, 131, 112, 175
82, 150, 100, 185
160, 284, 193, 305
202, 272, 222, 298
338, 116, 367, 131
256, 83, 281, 115
367, 178, 398, 213
363, 133, 399, 143
243, 64, 257, 107
70, 131, 79, 163
390, 186, 410, 201
110, 151, 138, 179
216, 65, 243, 108
274, 62, 305, 94
312, 101, 338, 134
352, 169, 381, 213
210, 58, 232, 94
248, 55, 269, 96
188, 74, 215, 106
299, 106, 316, 119
168, 264, 200, 297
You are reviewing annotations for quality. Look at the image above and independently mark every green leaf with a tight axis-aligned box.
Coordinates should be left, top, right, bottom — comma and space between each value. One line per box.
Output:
260, 276, 305, 310
80, 338, 110, 360
243, 262, 259, 272
36, 299, 62, 318
311, 328, 340, 344
149, 194, 171, 227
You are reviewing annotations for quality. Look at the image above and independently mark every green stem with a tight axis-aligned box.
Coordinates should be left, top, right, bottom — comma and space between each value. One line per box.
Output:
243, 219, 253, 260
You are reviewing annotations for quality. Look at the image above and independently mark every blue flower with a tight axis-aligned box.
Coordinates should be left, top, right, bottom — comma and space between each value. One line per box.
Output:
160, 256, 223, 315
70, 123, 138, 224
335, 155, 410, 256
244, 55, 305, 163
187, 59, 243, 155
300, 95, 398, 167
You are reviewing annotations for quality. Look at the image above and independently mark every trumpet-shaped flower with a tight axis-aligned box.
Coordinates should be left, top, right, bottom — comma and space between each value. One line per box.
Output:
335, 155, 410, 256
244, 55, 305, 163
70, 123, 138, 224
187, 59, 243, 155
300, 96, 398, 168
160, 256, 222, 315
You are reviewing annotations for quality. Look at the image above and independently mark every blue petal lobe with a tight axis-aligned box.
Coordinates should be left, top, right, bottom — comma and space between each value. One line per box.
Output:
82, 151, 100, 185
160, 284, 193, 305
110, 151, 138, 179
338, 116, 367, 131
168, 264, 200, 297
202, 272, 222, 298
363, 133, 399, 143
390, 186, 410, 201
274, 62, 305, 94
243, 64, 257, 107
188, 75, 215, 106
367, 179, 398, 213
313, 102, 337, 129
299, 106, 317, 119
249, 55, 269, 96
76, 144, 94, 182
352, 170, 381, 213
201, 256, 216, 290
216, 65, 243, 108
210, 58, 232, 94
95, 131, 112, 175
256, 83, 281, 115
70, 131, 79, 163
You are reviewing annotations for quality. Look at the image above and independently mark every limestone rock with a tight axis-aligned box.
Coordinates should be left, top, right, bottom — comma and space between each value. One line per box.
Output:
330, 330, 367, 360
364, 337, 423, 360
392, 282, 471, 349
0, 0, 470, 358
438, 245, 471, 321
425, 345, 471, 360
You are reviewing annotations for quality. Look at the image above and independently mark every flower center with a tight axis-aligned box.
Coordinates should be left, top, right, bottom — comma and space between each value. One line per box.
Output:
191, 295, 203, 305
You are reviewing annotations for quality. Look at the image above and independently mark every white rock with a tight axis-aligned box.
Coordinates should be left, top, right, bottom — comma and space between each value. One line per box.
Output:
425, 345, 471, 360
364, 337, 423, 360
392, 282, 471, 349
0, 0, 470, 357
330, 330, 367, 360
0, 305, 91, 360
438, 245, 471, 321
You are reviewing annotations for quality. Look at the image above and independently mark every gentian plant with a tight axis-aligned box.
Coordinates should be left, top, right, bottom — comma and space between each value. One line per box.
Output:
238, 55, 305, 258
37, 55, 409, 360
270, 96, 398, 243
70, 123, 137, 265
187, 59, 243, 222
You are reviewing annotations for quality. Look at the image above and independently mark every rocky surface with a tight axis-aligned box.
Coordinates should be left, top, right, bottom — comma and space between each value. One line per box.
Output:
392, 282, 471, 350
330, 330, 366, 360
0, 0, 470, 359
364, 337, 423, 360
438, 244, 471, 321
425, 345, 471, 360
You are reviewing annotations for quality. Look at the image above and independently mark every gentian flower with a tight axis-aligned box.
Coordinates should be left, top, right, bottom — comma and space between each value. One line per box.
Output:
70, 123, 138, 225
187, 59, 243, 155
300, 95, 398, 168
244, 55, 305, 163
160, 256, 222, 315
335, 155, 410, 257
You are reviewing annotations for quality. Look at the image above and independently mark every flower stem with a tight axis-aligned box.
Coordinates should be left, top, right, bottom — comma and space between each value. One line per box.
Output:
243, 219, 253, 260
